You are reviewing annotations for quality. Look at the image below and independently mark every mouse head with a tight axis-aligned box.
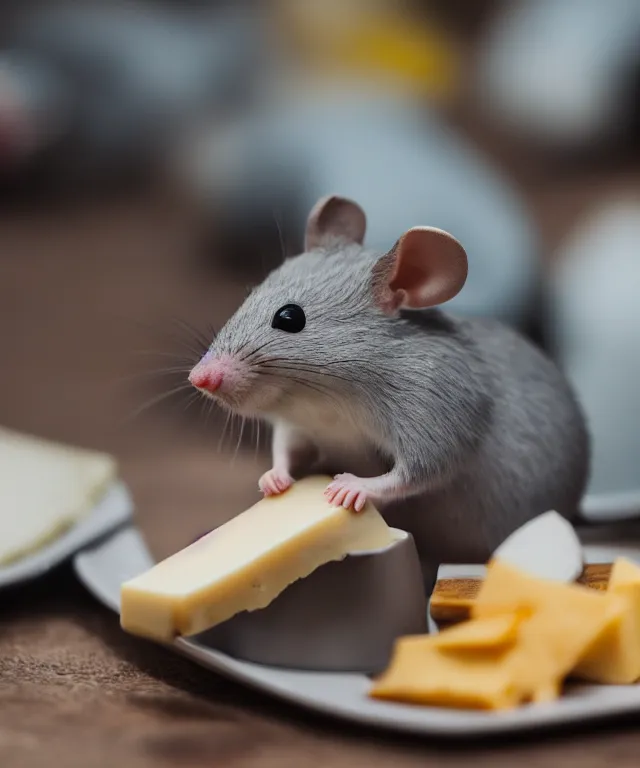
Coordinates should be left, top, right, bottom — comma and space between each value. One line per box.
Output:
189, 195, 468, 417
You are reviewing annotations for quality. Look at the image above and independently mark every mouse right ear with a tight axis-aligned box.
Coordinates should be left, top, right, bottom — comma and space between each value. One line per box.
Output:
372, 227, 468, 314
304, 195, 367, 251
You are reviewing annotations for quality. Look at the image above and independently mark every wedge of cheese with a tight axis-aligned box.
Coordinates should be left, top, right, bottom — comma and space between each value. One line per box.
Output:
0, 426, 117, 566
574, 558, 640, 684
120, 476, 394, 643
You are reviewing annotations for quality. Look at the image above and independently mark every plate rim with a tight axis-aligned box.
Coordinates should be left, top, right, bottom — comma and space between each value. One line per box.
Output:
0, 480, 133, 590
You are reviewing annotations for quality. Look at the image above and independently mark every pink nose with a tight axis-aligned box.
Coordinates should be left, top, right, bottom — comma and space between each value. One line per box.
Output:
189, 368, 223, 393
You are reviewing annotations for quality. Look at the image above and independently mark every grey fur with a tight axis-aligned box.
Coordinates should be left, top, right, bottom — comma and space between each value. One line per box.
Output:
206, 242, 590, 567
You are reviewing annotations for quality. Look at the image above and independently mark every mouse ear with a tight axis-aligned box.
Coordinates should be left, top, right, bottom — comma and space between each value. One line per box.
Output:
304, 195, 367, 251
372, 227, 468, 313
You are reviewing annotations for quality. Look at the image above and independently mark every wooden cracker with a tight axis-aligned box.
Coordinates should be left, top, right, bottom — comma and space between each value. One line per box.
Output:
430, 563, 613, 627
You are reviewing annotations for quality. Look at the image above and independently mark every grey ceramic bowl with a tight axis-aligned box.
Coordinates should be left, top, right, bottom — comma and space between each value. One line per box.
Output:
196, 528, 429, 674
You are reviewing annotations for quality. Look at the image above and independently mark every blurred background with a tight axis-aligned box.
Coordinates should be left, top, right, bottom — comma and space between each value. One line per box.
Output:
1, 0, 639, 553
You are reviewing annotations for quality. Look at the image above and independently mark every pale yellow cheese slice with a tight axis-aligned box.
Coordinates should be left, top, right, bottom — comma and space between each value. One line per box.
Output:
120, 476, 393, 643
574, 557, 640, 684
371, 560, 619, 711
431, 613, 524, 651
608, 557, 640, 590
370, 626, 523, 710
0, 426, 117, 566
472, 559, 618, 702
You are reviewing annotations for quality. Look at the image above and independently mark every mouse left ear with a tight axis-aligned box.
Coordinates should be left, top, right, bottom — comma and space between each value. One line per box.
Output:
304, 195, 367, 251
372, 227, 468, 314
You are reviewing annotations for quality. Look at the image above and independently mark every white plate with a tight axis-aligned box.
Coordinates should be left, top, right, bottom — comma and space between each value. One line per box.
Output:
73, 523, 640, 738
0, 481, 133, 590
581, 490, 640, 523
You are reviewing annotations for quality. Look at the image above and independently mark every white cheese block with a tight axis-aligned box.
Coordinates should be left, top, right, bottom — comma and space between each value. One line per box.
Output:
120, 476, 394, 643
0, 426, 117, 565
492, 510, 584, 583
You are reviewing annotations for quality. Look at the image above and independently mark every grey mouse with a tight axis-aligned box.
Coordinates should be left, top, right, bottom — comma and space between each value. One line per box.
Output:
189, 195, 589, 568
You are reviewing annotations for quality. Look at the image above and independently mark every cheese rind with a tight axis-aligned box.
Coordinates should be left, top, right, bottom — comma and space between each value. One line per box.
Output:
120, 476, 393, 643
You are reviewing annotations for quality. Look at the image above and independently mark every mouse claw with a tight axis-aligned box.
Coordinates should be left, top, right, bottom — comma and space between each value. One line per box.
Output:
324, 474, 368, 512
259, 468, 293, 497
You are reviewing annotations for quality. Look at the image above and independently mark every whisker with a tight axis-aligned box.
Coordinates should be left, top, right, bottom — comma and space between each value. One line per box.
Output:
218, 408, 233, 452
205, 396, 218, 426
111, 365, 193, 384
234, 338, 252, 358
294, 381, 345, 410
258, 363, 354, 384
177, 337, 209, 359
253, 370, 343, 410
252, 356, 402, 392
230, 413, 239, 460
272, 208, 288, 265
329, 358, 382, 366
268, 356, 371, 367
171, 317, 216, 352
232, 416, 247, 465
183, 391, 202, 413
139, 321, 205, 360
138, 318, 205, 361
173, 341, 205, 360
241, 338, 280, 362
131, 349, 196, 363
115, 313, 210, 360
123, 383, 194, 423
175, 338, 209, 361
205, 322, 219, 342
256, 418, 262, 460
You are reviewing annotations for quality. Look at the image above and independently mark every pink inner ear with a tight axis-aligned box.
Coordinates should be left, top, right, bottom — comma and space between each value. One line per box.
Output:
381, 227, 468, 311
389, 264, 423, 294
305, 195, 366, 251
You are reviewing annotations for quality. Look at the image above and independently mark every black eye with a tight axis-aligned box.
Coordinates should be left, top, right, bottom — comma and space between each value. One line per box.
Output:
272, 304, 306, 333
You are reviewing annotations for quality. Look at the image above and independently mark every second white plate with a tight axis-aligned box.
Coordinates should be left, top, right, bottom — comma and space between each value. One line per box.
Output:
0, 481, 133, 591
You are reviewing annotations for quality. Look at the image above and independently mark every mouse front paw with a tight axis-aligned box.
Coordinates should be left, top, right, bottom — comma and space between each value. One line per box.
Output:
324, 473, 368, 512
259, 467, 294, 497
